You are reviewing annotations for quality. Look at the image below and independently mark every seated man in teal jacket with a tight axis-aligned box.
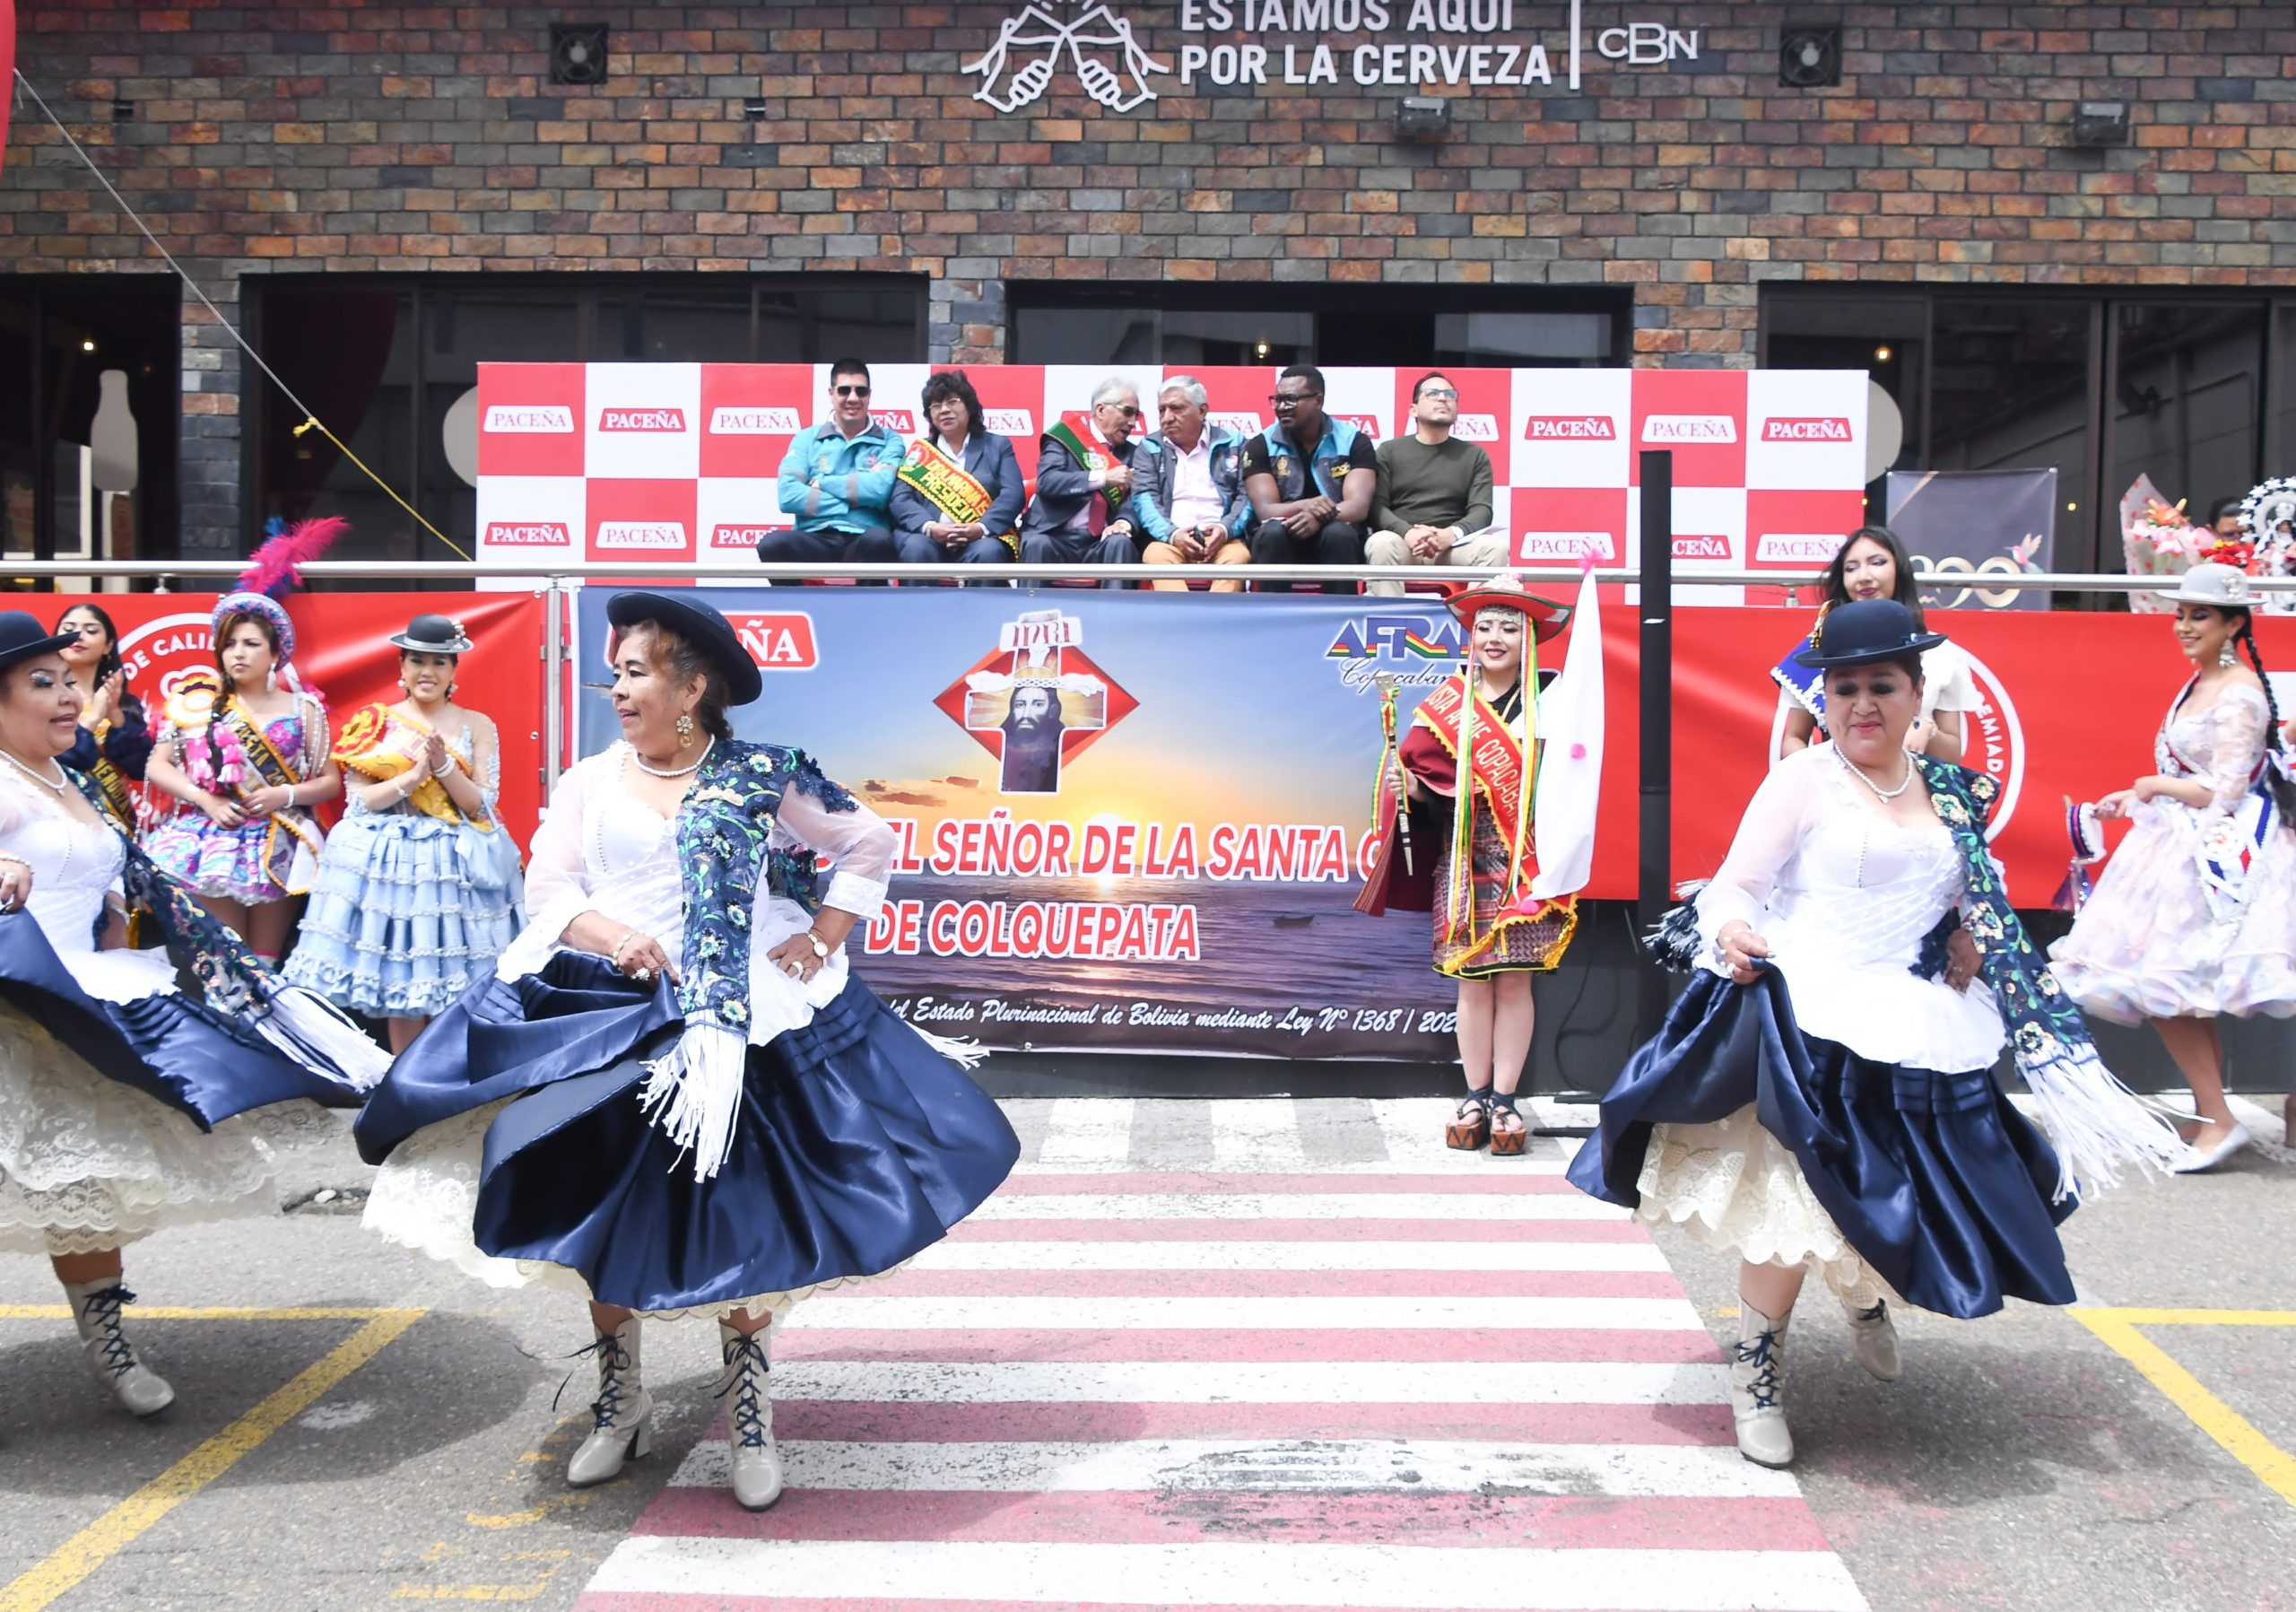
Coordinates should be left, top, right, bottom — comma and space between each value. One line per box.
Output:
760, 360, 904, 577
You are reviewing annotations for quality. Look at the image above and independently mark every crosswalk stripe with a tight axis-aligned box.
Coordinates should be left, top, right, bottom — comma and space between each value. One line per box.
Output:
969, 1192, 1628, 1221
767, 1398, 1738, 1447
1031, 1096, 1137, 1166
583, 1538, 1870, 1611
787, 1294, 1698, 1330
662, 1437, 1803, 1497
905, 1237, 1671, 1272
860, 1268, 1684, 1299
764, 1359, 1730, 1405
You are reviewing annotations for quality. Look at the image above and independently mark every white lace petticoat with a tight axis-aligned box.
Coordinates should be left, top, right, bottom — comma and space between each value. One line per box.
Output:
1633, 1103, 1892, 1311
363, 1099, 904, 1322
0, 998, 339, 1256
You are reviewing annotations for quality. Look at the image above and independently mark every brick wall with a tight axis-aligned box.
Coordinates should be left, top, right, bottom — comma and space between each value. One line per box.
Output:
4, 3, 2294, 550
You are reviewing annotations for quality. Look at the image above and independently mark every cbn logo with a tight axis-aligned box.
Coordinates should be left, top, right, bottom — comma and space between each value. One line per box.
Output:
1326, 614, 1465, 661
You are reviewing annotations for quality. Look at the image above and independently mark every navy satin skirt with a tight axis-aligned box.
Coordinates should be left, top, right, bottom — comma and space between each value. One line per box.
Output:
0, 911, 366, 1128
356, 954, 1021, 1314
1567, 965, 2075, 1319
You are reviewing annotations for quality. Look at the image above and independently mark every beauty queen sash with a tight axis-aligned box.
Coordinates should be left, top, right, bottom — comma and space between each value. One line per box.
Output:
895, 437, 995, 527
1410, 668, 1557, 950
1046, 412, 1124, 535
2157, 675, 2283, 925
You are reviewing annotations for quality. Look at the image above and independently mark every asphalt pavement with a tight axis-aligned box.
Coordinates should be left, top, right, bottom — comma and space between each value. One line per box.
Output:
0, 1094, 2289, 1612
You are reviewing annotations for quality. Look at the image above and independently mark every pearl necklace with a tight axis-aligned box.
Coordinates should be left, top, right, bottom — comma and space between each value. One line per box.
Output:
1834, 744, 1914, 802
0, 746, 69, 796
629, 736, 711, 779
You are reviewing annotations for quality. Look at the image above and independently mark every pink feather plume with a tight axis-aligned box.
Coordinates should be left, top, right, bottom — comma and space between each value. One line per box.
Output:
237, 517, 348, 600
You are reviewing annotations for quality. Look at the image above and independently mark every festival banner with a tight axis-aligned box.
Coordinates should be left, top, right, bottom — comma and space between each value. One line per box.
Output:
1885, 467, 2057, 611
44, 591, 549, 846
566, 587, 2295, 1060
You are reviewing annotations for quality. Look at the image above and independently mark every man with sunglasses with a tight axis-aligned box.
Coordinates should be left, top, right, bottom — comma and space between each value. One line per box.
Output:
1363, 371, 1507, 596
1242, 363, 1378, 595
761, 360, 904, 579
1019, 377, 1144, 589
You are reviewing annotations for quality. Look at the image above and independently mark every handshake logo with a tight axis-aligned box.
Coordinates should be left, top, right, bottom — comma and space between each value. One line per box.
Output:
965, 2, 1170, 113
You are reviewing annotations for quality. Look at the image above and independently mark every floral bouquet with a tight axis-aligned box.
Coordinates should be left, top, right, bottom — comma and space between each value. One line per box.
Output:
2120, 475, 2205, 614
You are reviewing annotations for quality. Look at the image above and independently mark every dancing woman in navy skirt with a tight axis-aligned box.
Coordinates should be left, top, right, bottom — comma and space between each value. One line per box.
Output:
1570, 600, 2187, 1469
356, 592, 1019, 1512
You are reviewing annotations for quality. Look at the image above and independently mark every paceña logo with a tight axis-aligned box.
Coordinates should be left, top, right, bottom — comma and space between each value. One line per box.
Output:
727, 613, 819, 670
483, 521, 572, 546
709, 406, 801, 435
1754, 532, 1845, 564
1452, 414, 1499, 442
1518, 532, 1615, 562
985, 408, 1036, 435
872, 409, 919, 434
483, 405, 572, 433
1524, 415, 1616, 441
709, 525, 778, 550
595, 521, 686, 550
1642, 414, 1736, 444
1761, 416, 1853, 442
1673, 534, 1730, 560
598, 408, 688, 432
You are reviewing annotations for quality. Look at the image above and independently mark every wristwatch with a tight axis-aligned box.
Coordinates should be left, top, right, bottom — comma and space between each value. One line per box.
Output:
804, 930, 831, 960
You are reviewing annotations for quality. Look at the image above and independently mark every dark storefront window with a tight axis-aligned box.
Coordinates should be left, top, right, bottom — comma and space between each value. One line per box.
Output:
1011, 283, 1631, 369
1762, 287, 2296, 575
0, 276, 180, 580
250, 274, 926, 575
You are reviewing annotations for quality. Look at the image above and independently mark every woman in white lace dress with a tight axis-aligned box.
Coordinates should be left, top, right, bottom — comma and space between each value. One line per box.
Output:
356, 592, 1017, 1513
2050, 562, 2296, 1171
0, 612, 387, 1420
1571, 600, 2186, 1470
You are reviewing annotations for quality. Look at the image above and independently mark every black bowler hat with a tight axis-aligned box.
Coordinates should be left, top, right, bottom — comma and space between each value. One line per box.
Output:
1792, 598, 1945, 669
0, 611, 79, 675
387, 614, 475, 655
604, 590, 763, 707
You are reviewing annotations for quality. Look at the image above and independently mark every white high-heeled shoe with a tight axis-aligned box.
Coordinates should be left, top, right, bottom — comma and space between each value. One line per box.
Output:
2173, 1122, 2251, 1174
1844, 1298, 1901, 1382
566, 1316, 653, 1488
718, 1321, 784, 1512
64, 1280, 174, 1416
1729, 1303, 1793, 1469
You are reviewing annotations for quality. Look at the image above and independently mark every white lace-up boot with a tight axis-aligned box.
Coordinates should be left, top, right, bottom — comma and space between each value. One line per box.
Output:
1729, 1303, 1793, 1468
64, 1280, 174, 1416
717, 1320, 784, 1511
1844, 1297, 1902, 1382
566, 1315, 652, 1487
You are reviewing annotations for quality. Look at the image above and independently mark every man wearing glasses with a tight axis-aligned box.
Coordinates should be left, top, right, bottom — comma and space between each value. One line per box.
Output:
1241, 364, 1378, 595
761, 359, 904, 578
1363, 371, 1507, 596
1019, 376, 1145, 589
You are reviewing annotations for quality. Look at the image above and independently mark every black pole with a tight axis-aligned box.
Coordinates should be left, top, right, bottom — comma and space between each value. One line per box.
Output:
1636, 449, 1674, 1036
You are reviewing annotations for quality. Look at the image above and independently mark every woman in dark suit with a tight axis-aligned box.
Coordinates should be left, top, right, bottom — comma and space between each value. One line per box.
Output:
889, 370, 1025, 579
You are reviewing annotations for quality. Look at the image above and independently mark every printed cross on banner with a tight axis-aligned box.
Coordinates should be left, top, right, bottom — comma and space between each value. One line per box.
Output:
933, 608, 1135, 797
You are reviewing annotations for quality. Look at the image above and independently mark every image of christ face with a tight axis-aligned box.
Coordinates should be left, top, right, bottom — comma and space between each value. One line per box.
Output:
1000, 684, 1065, 794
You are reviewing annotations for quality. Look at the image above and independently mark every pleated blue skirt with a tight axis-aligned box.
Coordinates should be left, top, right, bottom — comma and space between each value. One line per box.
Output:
356, 954, 1020, 1315
1568, 965, 2075, 1319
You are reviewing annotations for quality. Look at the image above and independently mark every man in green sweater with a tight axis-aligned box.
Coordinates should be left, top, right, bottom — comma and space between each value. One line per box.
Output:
1364, 371, 1509, 597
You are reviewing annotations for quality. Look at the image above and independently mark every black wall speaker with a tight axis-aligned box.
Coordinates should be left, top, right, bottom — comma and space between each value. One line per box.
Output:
549, 23, 610, 87
1779, 23, 1842, 89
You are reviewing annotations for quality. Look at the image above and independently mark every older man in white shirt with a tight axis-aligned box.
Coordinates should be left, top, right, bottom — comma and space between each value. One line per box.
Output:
1128, 376, 1254, 593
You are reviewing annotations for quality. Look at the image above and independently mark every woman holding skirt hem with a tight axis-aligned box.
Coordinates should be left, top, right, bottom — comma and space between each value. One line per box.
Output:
355, 590, 1019, 1512
1570, 600, 2188, 1469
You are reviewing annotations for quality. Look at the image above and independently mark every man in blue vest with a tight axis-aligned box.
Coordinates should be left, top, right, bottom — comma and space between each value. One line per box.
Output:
760, 359, 904, 579
1242, 363, 1378, 595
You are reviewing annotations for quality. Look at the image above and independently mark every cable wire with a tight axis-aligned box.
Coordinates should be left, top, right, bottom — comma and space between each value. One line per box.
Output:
11, 68, 475, 561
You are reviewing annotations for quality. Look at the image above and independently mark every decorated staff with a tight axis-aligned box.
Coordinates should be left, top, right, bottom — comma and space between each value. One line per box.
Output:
141, 519, 344, 959
1570, 599, 2187, 1471
283, 614, 525, 1054
1356, 566, 1605, 1156
888, 369, 1025, 578
2050, 562, 2296, 1171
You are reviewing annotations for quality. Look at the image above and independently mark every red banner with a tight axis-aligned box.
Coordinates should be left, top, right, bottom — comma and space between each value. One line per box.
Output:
44, 591, 548, 846
1666, 606, 2296, 906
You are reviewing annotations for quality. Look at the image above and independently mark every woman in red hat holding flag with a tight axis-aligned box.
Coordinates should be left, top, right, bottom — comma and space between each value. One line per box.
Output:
1358, 569, 1604, 1155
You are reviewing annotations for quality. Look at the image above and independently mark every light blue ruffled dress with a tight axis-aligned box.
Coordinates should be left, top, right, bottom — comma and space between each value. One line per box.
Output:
283, 719, 524, 1018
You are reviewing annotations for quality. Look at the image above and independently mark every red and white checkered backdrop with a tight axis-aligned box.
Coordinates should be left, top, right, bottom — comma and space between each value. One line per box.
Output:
474, 363, 1871, 593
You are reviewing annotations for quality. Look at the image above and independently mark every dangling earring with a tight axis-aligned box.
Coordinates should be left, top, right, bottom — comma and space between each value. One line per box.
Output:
675, 712, 695, 746
266, 665, 278, 693
447, 681, 458, 701
396, 676, 409, 694
2221, 640, 2239, 670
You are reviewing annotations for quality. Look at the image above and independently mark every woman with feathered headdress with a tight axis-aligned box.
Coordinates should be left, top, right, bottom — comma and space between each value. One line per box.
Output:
142, 519, 344, 958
